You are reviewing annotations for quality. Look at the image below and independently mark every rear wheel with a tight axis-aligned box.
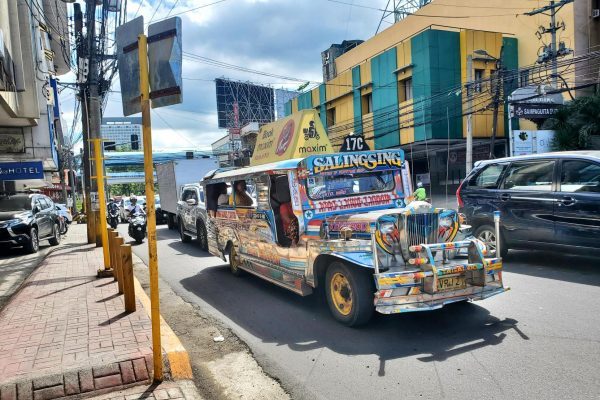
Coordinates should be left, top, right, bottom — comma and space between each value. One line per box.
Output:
179, 221, 191, 243
474, 224, 508, 258
197, 220, 208, 251
167, 214, 175, 230
49, 223, 60, 246
25, 227, 39, 254
325, 262, 374, 327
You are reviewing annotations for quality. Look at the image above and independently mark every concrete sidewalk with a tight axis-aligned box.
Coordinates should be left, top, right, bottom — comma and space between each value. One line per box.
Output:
0, 225, 158, 399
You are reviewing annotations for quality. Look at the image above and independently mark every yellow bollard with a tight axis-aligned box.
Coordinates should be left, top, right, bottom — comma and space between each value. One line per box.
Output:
120, 244, 136, 312
114, 236, 124, 294
107, 229, 117, 271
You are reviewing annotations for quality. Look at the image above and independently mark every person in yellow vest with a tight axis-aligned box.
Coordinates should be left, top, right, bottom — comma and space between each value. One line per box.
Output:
413, 181, 427, 201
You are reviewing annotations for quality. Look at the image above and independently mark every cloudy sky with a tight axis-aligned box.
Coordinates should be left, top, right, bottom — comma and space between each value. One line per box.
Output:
60, 0, 391, 151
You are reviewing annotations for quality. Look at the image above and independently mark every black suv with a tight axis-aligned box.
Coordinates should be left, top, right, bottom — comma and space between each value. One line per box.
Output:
0, 194, 61, 253
457, 151, 600, 257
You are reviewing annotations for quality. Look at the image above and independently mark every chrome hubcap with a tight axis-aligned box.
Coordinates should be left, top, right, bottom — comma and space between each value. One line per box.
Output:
478, 230, 496, 255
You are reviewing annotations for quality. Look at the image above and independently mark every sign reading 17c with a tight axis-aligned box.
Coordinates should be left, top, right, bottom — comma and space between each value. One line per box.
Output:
340, 134, 370, 152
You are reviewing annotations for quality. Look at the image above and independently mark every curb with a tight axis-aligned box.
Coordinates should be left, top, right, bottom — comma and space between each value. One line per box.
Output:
131, 255, 194, 381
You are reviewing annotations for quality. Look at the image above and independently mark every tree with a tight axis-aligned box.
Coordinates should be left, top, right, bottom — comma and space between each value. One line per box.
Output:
544, 95, 600, 151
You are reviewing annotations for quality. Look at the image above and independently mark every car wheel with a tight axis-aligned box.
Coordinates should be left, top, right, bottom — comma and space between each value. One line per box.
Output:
474, 224, 508, 258
179, 221, 191, 243
197, 220, 208, 251
228, 244, 243, 276
25, 227, 39, 254
49, 223, 61, 246
167, 215, 175, 230
325, 261, 374, 327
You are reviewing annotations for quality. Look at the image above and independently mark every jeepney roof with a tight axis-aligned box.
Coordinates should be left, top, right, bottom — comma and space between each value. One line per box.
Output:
204, 158, 303, 181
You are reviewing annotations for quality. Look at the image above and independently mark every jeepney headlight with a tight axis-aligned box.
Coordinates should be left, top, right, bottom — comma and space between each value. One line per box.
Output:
379, 222, 395, 234
439, 216, 453, 228
340, 226, 353, 240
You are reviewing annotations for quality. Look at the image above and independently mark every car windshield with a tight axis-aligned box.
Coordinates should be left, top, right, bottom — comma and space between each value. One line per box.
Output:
306, 171, 395, 200
0, 196, 31, 212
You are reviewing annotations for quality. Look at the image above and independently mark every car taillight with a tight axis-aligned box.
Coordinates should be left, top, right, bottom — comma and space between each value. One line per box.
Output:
456, 180, 465, 208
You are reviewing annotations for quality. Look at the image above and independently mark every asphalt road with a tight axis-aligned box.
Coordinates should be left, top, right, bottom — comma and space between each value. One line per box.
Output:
119, 224, 600, 400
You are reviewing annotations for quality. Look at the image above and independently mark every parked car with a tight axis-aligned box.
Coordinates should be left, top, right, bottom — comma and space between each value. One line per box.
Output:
457, 151, 600, 257
176, 183, 209, 250
0, 194, 61, 253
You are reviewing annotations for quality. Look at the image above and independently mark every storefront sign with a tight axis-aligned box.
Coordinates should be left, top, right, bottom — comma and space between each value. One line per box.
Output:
0, 131, 25, 153
340, 134, 370, 152
511, 103, 560, 119
0, 161, 44, 180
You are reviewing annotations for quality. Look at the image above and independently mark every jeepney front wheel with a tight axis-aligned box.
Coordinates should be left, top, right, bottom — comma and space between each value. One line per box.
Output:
228, 244, 243, 277
325, 262, 374, 327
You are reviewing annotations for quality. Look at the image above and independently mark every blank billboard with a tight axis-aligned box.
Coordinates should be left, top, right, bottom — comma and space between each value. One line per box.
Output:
215, 78, 275, 129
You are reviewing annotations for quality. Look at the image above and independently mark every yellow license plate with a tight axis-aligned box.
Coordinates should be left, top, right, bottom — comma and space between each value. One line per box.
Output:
437, 276, 466, 291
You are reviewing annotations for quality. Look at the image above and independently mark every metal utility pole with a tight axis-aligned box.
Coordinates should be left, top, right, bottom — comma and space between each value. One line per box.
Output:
466, 55, 473, 175
490, 46, 505, 159
525, 0, 574, 88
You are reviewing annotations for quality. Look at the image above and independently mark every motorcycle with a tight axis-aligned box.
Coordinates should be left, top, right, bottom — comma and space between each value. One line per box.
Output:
128, 213, 147, 244
107, 204, 120, 229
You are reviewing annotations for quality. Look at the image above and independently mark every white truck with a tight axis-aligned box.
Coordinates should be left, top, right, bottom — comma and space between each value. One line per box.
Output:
156, 158, 219, 230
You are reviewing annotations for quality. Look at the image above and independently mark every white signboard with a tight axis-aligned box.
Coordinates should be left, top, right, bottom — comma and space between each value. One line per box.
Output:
511, 130, 555, 156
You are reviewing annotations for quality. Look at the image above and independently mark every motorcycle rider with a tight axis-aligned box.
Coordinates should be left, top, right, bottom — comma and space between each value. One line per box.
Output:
107, 197, 120, 228
126, 196, 145, 218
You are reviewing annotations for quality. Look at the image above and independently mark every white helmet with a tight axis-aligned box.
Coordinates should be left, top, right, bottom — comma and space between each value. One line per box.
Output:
417, 181, 424, 188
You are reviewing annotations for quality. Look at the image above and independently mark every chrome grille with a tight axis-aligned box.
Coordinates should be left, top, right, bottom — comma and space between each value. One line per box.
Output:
398, 212, 439, 262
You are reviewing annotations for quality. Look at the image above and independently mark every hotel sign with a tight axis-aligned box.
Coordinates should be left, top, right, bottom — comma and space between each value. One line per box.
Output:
0, 130, 25, 153
0, 161, 44, 180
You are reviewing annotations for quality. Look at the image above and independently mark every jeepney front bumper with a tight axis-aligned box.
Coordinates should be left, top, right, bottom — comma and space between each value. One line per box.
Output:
372, 240, 508, 314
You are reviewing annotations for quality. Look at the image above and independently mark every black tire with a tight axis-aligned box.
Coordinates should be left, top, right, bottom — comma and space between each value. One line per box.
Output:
474, 224, 508, 258
49, 223, 61, 246
197, 220, 208, 251
325, 261, 374, 327
228, 244, 243, 276
179, 221, 191, 243
25, 227, 39, 254
167, 214, 175, 230
135, 237, 144, 244
60, 221, 68, 235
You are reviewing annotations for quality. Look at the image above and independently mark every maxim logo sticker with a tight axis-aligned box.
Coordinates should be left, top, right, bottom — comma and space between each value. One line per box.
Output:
312, 151, 403, 173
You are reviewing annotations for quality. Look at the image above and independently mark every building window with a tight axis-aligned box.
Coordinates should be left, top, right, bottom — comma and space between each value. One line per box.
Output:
361, 93, 372, 115
398, 78, 413, 103
474, 69, 484, 93
326, 108, 336, 126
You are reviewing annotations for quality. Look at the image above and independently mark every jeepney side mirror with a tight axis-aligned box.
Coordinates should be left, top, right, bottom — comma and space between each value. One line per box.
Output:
186, 198, 197, 206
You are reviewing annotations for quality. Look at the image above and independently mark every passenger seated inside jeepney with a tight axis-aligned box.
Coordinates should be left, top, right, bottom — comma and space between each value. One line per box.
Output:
271, 175, 299, 247
217, 184, 229, 206
230, 180, 253, 207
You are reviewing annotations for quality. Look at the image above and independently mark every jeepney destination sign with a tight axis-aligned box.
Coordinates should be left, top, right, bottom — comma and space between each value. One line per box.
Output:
311, 150, 404, 174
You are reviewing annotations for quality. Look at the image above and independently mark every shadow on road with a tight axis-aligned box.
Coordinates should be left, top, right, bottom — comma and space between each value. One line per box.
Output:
503, 250, 600, 286
180, 264, 527, 377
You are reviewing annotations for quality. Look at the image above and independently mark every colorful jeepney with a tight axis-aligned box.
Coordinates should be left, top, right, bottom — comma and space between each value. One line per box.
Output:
201, 148, 508, 326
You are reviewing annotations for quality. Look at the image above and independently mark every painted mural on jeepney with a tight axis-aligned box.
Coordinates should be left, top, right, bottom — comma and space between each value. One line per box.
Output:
202, 148, 506, 322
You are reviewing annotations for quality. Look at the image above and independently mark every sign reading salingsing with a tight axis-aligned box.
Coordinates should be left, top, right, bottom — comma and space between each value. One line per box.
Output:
310, 151, 404, 174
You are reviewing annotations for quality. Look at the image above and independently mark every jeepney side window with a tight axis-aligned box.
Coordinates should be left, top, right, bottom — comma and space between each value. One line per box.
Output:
232, 179, 257, 208
255, 175, 270, 210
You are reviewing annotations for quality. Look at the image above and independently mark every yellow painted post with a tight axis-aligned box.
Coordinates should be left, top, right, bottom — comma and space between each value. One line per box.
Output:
138, 33, 162, 381
115, 236, 125, 294
92, 138, 111, 270
107, 229, 116, 270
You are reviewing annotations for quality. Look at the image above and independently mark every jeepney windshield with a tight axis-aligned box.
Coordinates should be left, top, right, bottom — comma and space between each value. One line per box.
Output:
306, 171, 395, 200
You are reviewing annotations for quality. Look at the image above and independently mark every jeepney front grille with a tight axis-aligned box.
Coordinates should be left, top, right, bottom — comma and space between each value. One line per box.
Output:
399, 213, 438, 262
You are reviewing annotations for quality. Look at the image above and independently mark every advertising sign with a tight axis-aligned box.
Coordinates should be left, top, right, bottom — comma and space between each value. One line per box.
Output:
306, 150, 404, 175
0, 130, 25, 153
511, 103, 560, 119
511, 130, 555, 156
0, 161, 44, 180
250, 110, 333, 166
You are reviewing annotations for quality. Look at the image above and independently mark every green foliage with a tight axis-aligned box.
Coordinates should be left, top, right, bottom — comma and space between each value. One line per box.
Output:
109, 183, 146, 196
543, 95, 600, 151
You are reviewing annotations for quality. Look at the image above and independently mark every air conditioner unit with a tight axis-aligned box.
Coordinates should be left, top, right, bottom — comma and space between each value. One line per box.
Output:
592, 9, 600, 18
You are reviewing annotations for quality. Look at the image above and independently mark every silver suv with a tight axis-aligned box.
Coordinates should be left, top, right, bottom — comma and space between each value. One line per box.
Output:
176, 183, 208, 251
